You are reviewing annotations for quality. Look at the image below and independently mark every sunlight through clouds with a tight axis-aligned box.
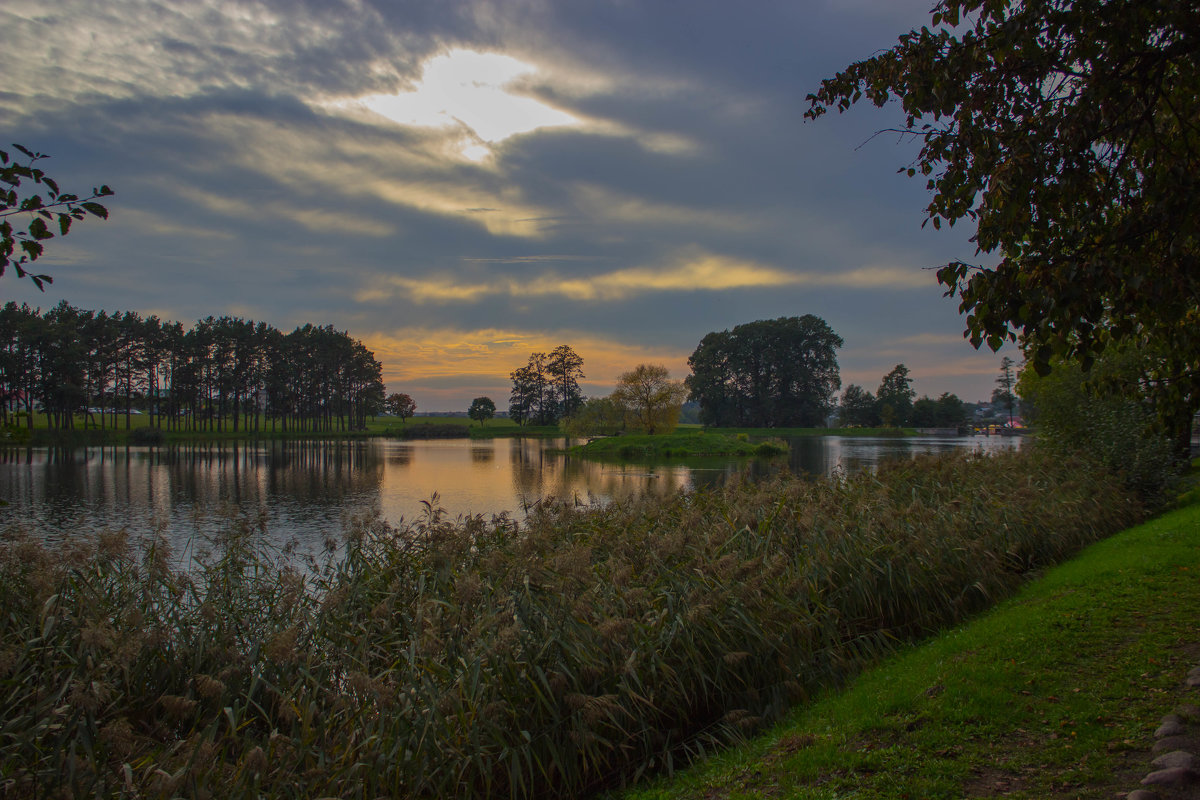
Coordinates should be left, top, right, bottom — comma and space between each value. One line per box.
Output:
326, 49, 581, 161
355, 252, 933, 306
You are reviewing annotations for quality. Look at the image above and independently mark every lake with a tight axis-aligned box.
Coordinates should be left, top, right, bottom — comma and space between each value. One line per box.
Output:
0, 434, 1020, 559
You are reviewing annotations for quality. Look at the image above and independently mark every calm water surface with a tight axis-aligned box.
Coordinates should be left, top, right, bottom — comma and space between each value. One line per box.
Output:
0, 435, 1020, 557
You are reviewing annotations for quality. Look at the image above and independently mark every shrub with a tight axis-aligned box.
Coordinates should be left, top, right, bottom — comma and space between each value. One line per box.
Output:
1018, 349, 1180, 503
754, 438, 789, 457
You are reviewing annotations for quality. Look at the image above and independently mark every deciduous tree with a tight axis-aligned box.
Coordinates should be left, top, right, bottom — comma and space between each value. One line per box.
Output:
613, 364, 688, 435
468, 396, 496, 427
387, 392, 416, 423
563, 396, 625, 438
686, 316, 843, 427
838, 384, 880, 427
912, 392, 968, 429
876, 364, 915, 427
806, 0, 1200, 452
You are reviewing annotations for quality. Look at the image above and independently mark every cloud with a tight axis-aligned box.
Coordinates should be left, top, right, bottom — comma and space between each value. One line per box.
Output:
0, 0, 1008, 411
356, 251, 933, 306
362, 325, 693, 406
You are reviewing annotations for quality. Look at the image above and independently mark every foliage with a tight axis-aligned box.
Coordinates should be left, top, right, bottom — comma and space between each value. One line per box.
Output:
0, 302, 385, 433
910, 392, 968, 430
509, 346, 584, 426
386, 392, 416, 423
875, 364, 915, 427
0, 449, 1138, 799
1, 144, 113, 290
686, 316, 843, 427
563, 396, 626, 438
613, 364, 688, 435
467, 396, 496, 426
1018, 347, 1177, 500
837, 384, 880, 427
806, 0, 1200, 450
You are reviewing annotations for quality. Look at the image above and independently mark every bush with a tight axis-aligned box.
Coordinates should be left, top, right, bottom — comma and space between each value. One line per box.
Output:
754, 438, 789, 457
1018, 349, 1180, 503
1, 422, 30, 444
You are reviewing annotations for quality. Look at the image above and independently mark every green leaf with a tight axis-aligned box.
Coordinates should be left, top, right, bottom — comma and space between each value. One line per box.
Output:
81, 202, 108, 219
28, 217, 53, 240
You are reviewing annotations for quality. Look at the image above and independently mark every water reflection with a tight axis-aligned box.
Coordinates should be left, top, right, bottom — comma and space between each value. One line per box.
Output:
0, 435, 1020, 556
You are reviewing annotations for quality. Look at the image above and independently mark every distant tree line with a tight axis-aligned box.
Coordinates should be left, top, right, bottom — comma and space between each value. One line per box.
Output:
0, 301, 385, 433
510, 315, 974, 434
839, 363, 968, 429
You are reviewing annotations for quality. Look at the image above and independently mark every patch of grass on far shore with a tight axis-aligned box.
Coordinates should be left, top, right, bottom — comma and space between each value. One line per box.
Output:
621, 491, 1200, 800
710, 426, 918, 437
3, 414, 564, 446
569, 432, 788, 460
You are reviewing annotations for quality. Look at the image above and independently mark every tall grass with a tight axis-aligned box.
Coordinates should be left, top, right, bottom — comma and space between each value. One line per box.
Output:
0, 449, 1140, 798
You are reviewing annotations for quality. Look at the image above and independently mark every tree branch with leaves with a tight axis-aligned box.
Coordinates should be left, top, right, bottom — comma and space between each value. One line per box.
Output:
1, 144, 113, 290
807, 0, 1200, 452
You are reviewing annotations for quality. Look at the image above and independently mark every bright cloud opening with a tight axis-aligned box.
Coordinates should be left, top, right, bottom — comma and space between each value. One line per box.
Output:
334, 50, 581, 160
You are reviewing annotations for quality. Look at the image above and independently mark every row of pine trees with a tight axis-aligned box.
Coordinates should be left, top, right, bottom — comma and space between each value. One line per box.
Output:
0, 301, 386, 434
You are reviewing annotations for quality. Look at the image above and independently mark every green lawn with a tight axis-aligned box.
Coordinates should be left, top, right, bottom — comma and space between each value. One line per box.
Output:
621, 496, 1200, 800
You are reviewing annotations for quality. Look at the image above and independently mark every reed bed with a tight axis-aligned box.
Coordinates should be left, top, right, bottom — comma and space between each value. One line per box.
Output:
0, 449, 1141, 799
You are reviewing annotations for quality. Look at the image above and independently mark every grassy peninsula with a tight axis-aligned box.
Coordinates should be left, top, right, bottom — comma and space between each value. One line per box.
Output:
568, 431, 788, 459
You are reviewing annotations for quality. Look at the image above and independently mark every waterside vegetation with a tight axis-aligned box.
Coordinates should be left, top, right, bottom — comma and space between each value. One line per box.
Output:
625, 479, 1200, 800
568, 432, 788, 460
0, 448, 1142, 799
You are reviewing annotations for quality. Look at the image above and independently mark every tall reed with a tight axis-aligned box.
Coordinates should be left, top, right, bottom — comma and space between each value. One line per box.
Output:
0, 449, 1140, 798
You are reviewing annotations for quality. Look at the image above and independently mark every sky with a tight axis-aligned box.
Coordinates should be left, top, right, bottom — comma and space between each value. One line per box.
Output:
1, 0, 1017, 411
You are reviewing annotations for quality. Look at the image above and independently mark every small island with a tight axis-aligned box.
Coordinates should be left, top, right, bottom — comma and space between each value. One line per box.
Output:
568, 431, 788, 460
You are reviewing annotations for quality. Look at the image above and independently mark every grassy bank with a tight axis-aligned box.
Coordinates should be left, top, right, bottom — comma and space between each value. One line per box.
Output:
2, 414, 561, 447
711, 426, 917, 437
624, 493, 1200, 800
569, 432, 788, 459
0, 450, 1142, 799
4, 418, 918, 448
